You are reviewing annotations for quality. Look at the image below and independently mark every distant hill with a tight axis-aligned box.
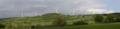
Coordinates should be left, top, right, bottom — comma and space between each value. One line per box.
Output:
96, 12, 120, 16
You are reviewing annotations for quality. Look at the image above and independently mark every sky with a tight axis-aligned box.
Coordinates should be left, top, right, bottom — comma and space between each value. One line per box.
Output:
0, 0, 120, 18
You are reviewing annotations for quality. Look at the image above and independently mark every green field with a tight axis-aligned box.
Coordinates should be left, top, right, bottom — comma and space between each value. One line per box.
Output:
1, 22, 120, 29
0, 13, 120, 29
33, 22, 120, 29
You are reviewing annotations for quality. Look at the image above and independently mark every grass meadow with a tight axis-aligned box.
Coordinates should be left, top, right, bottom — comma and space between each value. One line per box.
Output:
1, 22, 120, 29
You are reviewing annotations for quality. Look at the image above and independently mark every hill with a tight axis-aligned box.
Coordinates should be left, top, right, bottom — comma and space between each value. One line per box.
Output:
97, 12, 120, 16
0, 13, 95, 26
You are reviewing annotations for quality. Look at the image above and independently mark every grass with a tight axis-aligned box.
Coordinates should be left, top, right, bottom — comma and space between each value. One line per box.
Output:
33, 23, 120, 29
1, 22, 120, 29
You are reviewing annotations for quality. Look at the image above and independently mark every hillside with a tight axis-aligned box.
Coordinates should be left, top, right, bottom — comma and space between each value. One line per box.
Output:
97, 12, 120, 16
0, 13, 95, 26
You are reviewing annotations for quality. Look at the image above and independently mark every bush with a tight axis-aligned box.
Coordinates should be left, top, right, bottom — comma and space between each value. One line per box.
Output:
0, 23, 5, 28
73, 21, 88, 25
116, 17, 120, 22
28, 22, 32, 27
17, 24, 24, 28
84, 19, 89, 21
94, 15, 104, 23
36, 24, 41, 28
103, 19, 109, 23
52, 17, 66, 26
8, 23, 12, 28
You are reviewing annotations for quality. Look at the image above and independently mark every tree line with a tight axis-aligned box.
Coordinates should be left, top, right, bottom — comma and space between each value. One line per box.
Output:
95, 14, 120, 23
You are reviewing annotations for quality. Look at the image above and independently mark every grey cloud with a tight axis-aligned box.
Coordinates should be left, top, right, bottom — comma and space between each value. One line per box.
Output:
0, 0, 108, 18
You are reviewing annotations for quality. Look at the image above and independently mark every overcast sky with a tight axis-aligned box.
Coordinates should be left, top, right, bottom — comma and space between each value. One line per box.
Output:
0, 0, 120, 18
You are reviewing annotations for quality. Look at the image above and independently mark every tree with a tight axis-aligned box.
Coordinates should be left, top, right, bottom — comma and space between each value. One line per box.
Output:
0, 23, 5, 28
8, 23, 12, 28
105, 14, 115, 23
94, 15, 104, 23
52, 17, 66, 26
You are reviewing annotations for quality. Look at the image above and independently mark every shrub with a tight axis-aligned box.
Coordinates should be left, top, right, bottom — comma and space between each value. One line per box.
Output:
116, 17, 120, 22
0, 23, 5, 28
73, 21, 88, 25
94, 15, 104, 23
8, 23, 12, 28
52, 17, 66, 26
84, 19, 90, 21
17, 24, 24, 28
36, 24, 41, 28
28, 22, 32, 27
103, 19, 109, 23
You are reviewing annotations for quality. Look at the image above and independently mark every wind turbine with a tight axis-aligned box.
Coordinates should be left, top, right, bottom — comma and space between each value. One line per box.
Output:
99, 10, 102, 14
73, 7, 74, 15
86, 10, 87, 15
22, 9, 23, 17
35, 10, 37, 16
56, 5, 58, 13
94, 9, 96, 14
86, 11, 87, 15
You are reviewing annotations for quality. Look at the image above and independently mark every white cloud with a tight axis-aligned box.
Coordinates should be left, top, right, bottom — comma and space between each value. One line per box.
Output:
87, 9, 114, 14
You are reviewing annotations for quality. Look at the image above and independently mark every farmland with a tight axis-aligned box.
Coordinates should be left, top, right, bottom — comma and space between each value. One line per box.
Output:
0, 13, 96, 26
1, 22, 120, 29
0, 13, 120, 29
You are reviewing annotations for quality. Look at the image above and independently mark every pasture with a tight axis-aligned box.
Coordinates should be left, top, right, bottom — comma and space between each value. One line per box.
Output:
1, 22, 120, 29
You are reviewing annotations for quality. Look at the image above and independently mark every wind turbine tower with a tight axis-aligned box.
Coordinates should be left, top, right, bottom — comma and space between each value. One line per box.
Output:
86, 11, 87, 15
22, 10, 23, 17
73, 7, 74, 15
56, 5, 58, 13
86, 8, 88, 15
35, 10, 37, 16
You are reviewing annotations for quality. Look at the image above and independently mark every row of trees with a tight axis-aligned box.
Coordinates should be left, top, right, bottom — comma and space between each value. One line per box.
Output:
52, 17, 88, 26
94, 14, 120, 23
